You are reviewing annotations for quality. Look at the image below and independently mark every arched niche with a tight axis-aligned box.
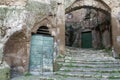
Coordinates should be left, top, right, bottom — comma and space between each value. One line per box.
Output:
65, 0, 111, 14
31, 17, 55, 36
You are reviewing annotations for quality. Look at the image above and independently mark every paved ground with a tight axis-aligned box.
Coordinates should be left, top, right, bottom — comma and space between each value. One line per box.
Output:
11, 47, 120, 80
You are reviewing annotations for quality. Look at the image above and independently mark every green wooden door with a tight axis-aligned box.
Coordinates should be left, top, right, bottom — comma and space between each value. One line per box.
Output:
29, 35, 54, 75
81, 32, 92, 48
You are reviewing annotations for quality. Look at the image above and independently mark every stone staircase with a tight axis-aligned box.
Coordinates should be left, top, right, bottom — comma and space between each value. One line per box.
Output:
11, 47, 120, 80
55, 47, 120, 80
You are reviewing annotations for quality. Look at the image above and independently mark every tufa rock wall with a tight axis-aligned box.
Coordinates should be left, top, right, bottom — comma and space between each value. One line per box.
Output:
0, 0, 58, 72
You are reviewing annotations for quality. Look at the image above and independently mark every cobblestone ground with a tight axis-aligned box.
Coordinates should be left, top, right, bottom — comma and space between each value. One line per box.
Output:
11, 47, 120, 80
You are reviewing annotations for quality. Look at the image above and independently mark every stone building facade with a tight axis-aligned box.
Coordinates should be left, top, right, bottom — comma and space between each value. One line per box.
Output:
0, 0, 119, 74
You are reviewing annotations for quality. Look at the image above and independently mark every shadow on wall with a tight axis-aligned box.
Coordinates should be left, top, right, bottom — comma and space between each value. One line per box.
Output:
3, 30, 28, 73
118, 12, 120, 23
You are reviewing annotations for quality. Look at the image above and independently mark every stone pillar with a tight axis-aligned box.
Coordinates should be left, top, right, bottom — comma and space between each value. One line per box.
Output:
56, 0, 65, 55
102, 29, 111, 48
92, 30, 101, 49
92, 30, 97, 48
111, 7, 120, 57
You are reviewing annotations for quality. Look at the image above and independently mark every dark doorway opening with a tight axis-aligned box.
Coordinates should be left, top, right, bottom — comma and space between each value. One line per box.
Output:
32, 26, 51, 36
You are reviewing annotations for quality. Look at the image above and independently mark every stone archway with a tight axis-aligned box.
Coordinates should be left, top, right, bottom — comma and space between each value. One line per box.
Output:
65, 0, 112, 49
65, 0, 111, 14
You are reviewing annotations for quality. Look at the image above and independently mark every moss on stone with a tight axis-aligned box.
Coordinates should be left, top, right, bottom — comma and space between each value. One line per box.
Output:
53, 61, 63, 72
0, 61, 10, 80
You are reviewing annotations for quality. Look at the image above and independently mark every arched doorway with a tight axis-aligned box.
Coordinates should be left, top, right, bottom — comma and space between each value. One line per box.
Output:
65, 0, 112, 49
29, 26, 54, 75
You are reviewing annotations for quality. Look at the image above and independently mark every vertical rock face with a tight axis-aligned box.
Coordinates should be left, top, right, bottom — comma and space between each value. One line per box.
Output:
0, 8, 27, 62
0, 0, 65, 73
0, 0, 58, 72
0, 9, 23, 61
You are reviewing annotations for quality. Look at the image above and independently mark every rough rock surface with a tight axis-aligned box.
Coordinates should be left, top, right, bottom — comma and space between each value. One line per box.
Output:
0, 0, 58, 72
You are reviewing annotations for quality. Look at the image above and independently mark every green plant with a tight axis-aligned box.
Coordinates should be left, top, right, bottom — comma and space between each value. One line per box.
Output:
63, 74, 69, 78
53, 62, 63, 72
24, 72, 32, 76
115, 54, 120, 59
103, 48, 112, 53
67, 63, 73, 67
108, 76, 120, 79
57, 55, 64, 59
63, 70, 71, 72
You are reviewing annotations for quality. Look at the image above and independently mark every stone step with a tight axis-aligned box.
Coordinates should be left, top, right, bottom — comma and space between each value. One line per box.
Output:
56, 77, 109, 80
11, 75, 55, 80
66, 58, 116, 61
65, 57, 115, 62
62, 63, 120, 68
65, 52, 109, 54
57, 74, 120, 80
59, 60, 120, 65
65, 51, 110, 54
65, 59, 117, 62
60, 67, 120, 72
56, 71, 120, 75
64, 60, 120, 64
55, 71, 120, 79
